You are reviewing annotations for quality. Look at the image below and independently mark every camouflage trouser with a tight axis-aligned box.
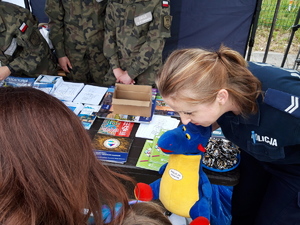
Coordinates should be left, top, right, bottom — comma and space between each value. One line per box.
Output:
65, 44, 109, 85
134, 66, 156, 87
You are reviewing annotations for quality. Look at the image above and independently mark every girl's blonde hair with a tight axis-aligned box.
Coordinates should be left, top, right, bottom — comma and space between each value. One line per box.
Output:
156, 45, 262, 116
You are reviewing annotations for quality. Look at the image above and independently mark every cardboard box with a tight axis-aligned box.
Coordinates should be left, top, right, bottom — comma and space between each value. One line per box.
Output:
112, 84, 152, 117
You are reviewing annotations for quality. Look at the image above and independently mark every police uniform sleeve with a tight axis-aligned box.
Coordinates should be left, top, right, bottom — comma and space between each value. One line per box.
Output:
103, 2, 121, 69
8, 10, 52, 74
45, 0, 66, 58
126, 1, 171, 78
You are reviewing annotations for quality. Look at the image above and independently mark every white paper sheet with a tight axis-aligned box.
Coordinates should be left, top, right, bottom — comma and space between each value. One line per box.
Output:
135, 115, 180, 139
51, 81, 85, 102
73, 85, 108, 105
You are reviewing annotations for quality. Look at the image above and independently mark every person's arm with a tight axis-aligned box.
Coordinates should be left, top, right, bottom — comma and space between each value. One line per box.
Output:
103, 2, 120, 70
113, 68, 135, 84
0, 66, 11, 80
104, 3, 134, 84
45, 0, 66, 58
58, 56, 72, 73
7, 10, 52, 75
126, 2, 171, 78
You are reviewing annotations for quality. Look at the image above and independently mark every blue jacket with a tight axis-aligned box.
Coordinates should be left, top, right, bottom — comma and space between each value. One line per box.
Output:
218, 62, 300, 163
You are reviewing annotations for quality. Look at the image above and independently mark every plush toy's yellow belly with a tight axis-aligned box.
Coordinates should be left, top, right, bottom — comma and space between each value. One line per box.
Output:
160, 154, 201, 217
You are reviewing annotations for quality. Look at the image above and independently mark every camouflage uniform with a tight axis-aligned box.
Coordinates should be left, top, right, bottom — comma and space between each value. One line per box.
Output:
45, 0, 109, 84
0, 1, 57, 77
103, 0, 171, 86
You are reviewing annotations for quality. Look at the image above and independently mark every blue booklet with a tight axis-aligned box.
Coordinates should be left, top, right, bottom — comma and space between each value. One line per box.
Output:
1, 76, 35, 87
92, 134, 134, 164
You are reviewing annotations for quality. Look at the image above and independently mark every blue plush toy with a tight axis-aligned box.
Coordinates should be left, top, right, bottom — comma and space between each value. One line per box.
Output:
134, 123, 212, 225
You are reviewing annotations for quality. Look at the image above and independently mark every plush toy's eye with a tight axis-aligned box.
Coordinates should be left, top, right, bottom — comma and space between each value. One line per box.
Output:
182, 126, 186, 131
185, 133, 191, 140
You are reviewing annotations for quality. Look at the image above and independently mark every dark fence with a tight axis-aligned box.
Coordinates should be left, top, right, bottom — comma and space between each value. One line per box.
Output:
24, 0, 299, 69
245, 0, 300, 68
259, 0, 300, 29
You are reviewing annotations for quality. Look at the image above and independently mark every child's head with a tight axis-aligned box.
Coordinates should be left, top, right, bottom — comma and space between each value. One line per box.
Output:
121, 201, 172, 225
0, 87, 131, 225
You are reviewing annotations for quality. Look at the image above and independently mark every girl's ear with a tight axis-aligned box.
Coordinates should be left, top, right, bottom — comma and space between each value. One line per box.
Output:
216, 89, 228, 105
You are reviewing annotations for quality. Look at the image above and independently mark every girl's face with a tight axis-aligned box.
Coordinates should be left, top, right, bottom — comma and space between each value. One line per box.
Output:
163, 96, 224, 127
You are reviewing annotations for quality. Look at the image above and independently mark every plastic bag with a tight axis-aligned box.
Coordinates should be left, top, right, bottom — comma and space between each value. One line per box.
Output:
210, 184, 233, 225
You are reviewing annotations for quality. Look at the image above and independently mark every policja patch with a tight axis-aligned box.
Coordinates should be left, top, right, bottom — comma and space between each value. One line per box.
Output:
264, 88, 300, 118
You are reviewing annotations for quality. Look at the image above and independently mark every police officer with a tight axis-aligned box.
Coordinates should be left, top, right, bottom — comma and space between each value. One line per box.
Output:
155, 46, 300, 225
45, 0, 110, 85
0, 1, 57, 80
225, 61, 300, 225
103, 0, 172, 86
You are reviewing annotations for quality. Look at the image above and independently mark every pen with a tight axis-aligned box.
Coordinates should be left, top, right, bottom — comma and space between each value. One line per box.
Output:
251, 131, 256, 144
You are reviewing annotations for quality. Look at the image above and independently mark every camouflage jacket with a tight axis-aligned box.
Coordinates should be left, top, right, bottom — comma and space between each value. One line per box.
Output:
104, 0, 171, 78
0, 2, 56, 76
45, 0, 108, 58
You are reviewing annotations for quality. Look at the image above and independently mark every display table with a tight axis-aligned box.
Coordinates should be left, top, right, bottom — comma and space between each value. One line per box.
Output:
89, 118, 240, 187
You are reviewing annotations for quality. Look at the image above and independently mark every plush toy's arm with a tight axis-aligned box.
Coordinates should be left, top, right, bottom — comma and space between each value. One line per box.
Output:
158, 163, 168, 175
134, 162, 168, 201
134, 178, 161, 201
149, 178, 161, 200
189, 171, 212, 222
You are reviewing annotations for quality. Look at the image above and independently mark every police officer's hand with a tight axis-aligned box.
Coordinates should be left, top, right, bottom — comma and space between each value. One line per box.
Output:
0, 66, 11, 80
58, 56, 72, 73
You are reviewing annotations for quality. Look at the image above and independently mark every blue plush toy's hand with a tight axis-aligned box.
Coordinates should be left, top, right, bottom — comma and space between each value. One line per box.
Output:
134, 183, 154, 201
158, 163, 168, 175
190, 216, 210, 225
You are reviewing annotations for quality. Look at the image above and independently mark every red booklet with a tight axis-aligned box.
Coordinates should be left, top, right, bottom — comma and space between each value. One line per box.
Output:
97, 119, 134, 137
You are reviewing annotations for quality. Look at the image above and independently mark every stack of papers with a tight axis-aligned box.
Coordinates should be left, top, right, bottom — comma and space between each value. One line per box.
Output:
51, 81, 85, 102
33, 75, 63, 94
136, 129, 169, 171
73, 85, 108, 105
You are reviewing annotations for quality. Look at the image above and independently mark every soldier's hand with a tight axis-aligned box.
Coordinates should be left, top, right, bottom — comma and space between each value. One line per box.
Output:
58, 56, 72, 73
119, 72, 135, 85
0, 66, 11, 80
113, 68, 126, 82
113, 68, 135, 84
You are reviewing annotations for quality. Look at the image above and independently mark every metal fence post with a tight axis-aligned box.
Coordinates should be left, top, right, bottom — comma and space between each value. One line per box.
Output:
263, 0, 282, 63
24, 0, 30, 10
246, 0, 263, 61
281, 7, 300, 67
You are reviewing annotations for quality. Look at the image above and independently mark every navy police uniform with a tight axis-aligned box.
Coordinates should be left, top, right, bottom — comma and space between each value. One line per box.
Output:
217, 62, 300, 225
